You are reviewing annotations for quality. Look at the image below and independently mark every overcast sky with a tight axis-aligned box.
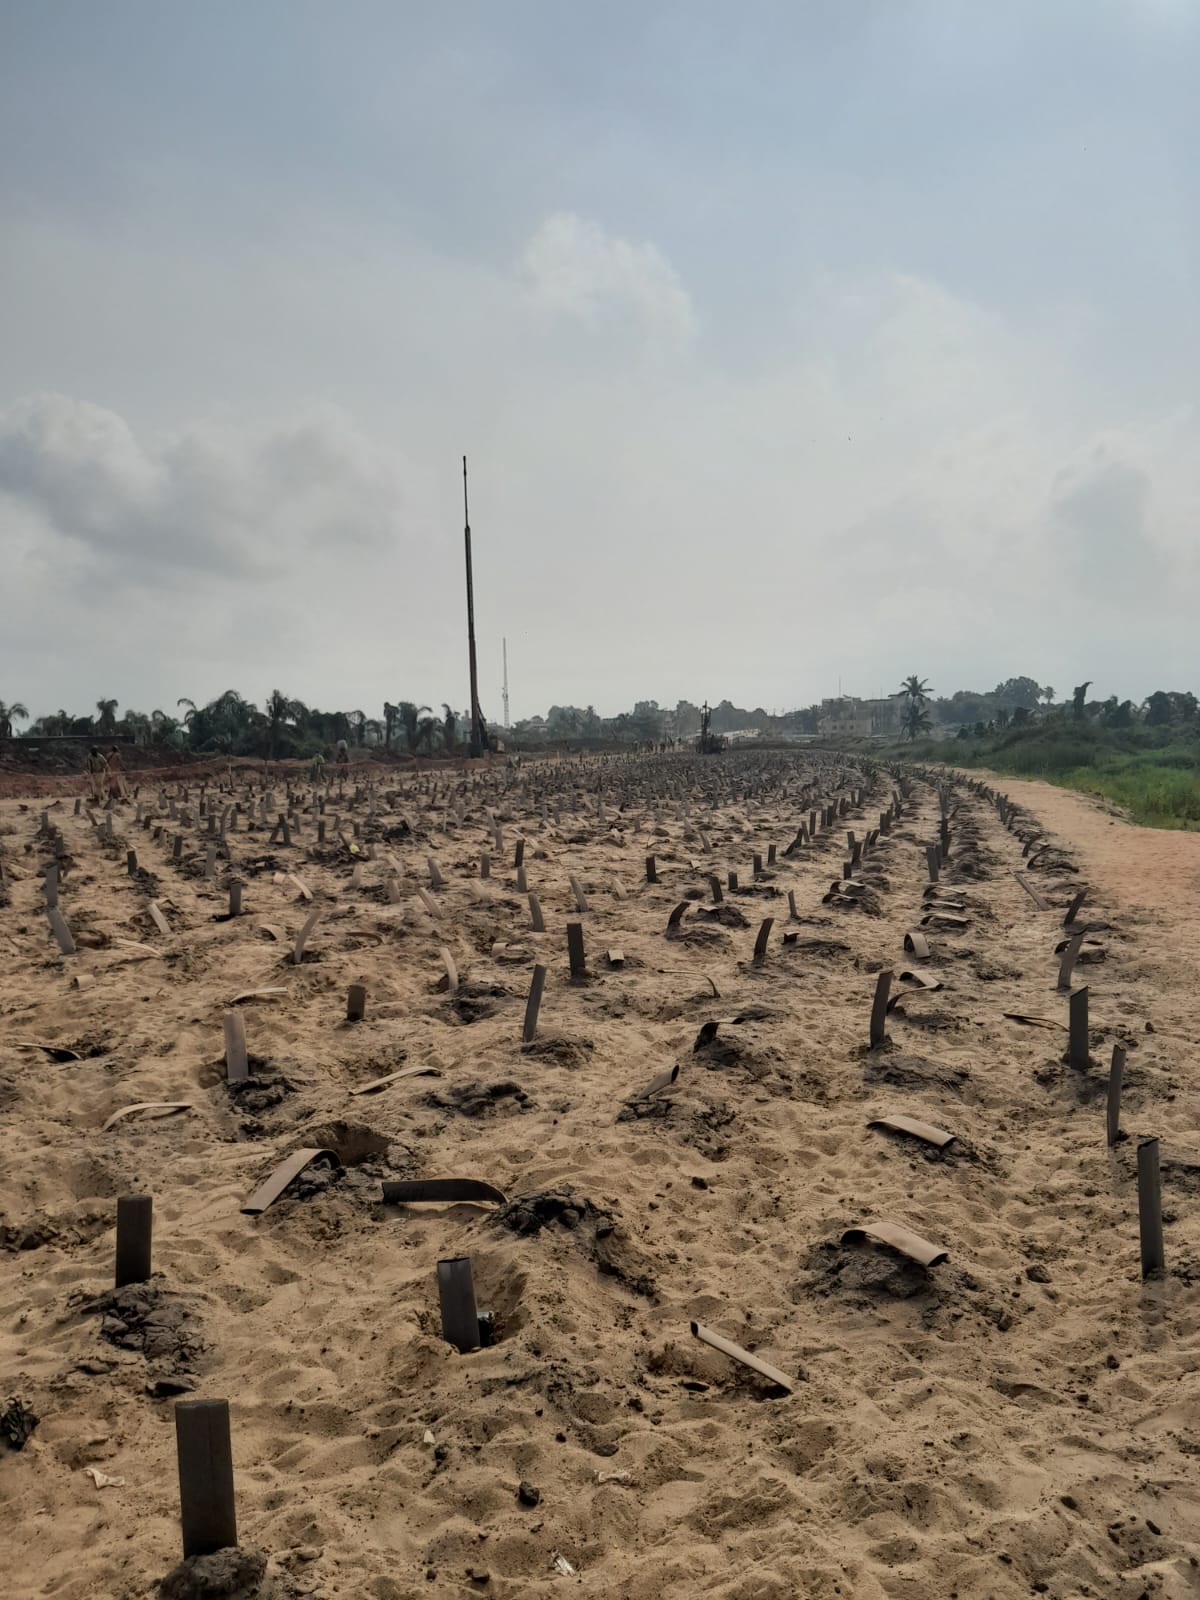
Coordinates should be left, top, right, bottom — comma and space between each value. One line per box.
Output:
1, 1, 1196, 722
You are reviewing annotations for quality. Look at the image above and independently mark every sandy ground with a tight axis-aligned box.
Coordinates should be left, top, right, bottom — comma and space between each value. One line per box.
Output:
1, 752, 1198, 1600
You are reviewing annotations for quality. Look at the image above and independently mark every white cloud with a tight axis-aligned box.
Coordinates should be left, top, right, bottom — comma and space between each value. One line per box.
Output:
520, 211, 696, 342
0, 240, 1195, 716
0, 394, 404, 582
0, 4, 1194, 724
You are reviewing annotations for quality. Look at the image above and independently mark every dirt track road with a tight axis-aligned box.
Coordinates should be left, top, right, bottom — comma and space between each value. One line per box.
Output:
973, 775, 1200, 1055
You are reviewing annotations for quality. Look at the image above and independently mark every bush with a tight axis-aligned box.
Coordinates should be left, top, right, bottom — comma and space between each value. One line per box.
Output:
886, 721, 1200, 828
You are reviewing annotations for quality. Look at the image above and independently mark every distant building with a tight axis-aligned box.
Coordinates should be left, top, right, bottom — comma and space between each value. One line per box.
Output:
817, 697, 899, 739
817, 698, 871, 738
865, 697, 900, 736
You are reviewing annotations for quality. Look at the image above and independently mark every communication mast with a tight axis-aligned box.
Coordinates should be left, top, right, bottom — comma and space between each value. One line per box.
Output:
461, 456, 490, 758
502, 637, 510, 729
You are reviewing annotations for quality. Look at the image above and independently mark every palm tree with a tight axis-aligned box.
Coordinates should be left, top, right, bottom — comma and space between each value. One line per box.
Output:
416, 713, 439, 753
383, 701, 399, 751
151, 709, 180, 745
306, 707, 345, 746
441, 704, 458, 752
176, 690, 257, 754
898, 675, 931, 708
1041, 686, 1055, 707
265, 689, 305, 758
348, 709, 367, 747
1072, 681, 1092, 720
176, 698, 199, 746
30, 708, 72, 737
206, 690, 258, 753
897, 676, 932, 740
95, 698, 119, 735
398, 701, 431, 754
363, 718, 383, 744
0, 700, 30, 739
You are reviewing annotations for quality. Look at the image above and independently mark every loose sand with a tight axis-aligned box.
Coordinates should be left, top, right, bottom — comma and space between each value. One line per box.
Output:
1, 753, 1198, 1599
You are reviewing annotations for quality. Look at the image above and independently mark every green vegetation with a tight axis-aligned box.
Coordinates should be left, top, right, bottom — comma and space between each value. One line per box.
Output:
900, 718, 1200, 829
8, 691, 466, 762
7, 678, 1199, 819
0, 700, 29, 739
898, 675, 933, 741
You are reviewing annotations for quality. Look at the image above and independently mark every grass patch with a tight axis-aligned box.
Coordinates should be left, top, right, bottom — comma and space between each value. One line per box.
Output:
888, 724, 1200, 829
1056, 755, 1200, 828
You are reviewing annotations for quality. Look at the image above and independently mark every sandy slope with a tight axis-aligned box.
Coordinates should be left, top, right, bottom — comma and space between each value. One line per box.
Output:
0, 753, 1197, 1600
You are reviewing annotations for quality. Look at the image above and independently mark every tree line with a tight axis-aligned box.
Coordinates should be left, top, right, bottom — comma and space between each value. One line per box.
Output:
2, 677, 1196, 757
0, 694, 464, 759
944, 682, 1199, 740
